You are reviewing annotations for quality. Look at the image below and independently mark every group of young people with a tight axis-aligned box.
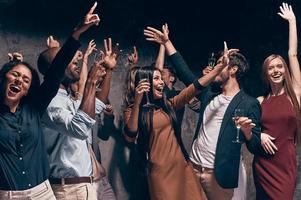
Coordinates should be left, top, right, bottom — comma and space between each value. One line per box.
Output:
124, 2, 300, 200
0, 1, 299, 200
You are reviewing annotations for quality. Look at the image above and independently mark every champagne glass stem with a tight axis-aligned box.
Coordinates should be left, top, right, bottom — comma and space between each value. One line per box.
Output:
236, 128, 240, 142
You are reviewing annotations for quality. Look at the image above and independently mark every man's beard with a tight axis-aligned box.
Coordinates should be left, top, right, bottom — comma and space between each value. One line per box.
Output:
61, 76, 79, 87
210, 81, 223, 92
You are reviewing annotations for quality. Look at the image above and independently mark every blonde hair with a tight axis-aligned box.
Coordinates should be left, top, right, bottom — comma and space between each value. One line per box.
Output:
124, 66, 139, 107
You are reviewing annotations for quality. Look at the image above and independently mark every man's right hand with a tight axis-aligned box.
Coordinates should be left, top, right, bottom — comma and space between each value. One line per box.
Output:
72, 2, 100, 40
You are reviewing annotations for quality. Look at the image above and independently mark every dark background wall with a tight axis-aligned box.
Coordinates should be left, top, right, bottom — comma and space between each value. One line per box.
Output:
2, 0, 301, 96
0, 0, 300, 199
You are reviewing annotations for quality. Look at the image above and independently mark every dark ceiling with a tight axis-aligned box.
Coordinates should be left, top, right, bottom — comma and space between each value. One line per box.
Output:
0, 0, 300, 75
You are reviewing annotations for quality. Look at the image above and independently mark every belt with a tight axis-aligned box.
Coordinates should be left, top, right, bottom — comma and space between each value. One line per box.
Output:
49, 176, 94, 185
191, 162, 213, 173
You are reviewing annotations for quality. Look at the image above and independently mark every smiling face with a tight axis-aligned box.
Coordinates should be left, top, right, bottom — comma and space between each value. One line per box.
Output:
152, 70, 165, 99
266, 57, 286, 85
4, 64, 32, 105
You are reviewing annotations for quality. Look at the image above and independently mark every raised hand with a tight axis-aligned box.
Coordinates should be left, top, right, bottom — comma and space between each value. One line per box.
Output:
104, 104, 114, 116
84, 39, 97, 57
278, 3, 295, 22
47, 35, 60, 48
87, 63, 106, 85
102, 38, 118, 70
72, 2, 100, 40
261, 133, 278, 155
128, 46, 139, 65
221, 41, 239, 67
134, 79, 150, 104
202, 66, 213, 76
144, 23, 169, 44
8, 52, 23, 62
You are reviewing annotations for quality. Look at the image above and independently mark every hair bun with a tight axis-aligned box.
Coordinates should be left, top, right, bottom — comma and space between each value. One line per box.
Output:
8, 52, 23, 62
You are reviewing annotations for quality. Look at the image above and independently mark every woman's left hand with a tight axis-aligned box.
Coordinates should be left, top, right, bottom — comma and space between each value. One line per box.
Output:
261, 132, 278, 155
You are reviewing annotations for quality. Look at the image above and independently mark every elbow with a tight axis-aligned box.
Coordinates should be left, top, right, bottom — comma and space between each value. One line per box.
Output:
123, 125, 138, 142
288, 50, 298, 57
67, 124, 91, 140
123, 133, 136, 143
70, 129, 89, 140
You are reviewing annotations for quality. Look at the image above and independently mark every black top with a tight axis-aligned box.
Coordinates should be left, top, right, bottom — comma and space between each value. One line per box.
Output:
0, 37, 80, 190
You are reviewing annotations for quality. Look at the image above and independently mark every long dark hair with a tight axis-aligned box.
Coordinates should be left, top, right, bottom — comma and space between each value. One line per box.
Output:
0, 61, 40, 104
262, 54, 301, 144
133, 66, 189, 167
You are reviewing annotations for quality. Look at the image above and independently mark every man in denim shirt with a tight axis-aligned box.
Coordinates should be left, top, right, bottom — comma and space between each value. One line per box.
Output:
39, 32, 117, 199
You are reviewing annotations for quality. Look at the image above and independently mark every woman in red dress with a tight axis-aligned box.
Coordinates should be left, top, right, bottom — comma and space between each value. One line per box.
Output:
253, 3, 301, 199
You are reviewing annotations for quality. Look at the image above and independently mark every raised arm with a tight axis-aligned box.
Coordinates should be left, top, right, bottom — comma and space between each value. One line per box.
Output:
171, 42, 235, 109
124, 79, 150, 141
79, 60, 105, 119
36, 2, 100, 115
78, 39, 97, 97
96, 38, 118, 102
144, 24, 196, 85
155, 45, 165, 71
278, 3, 301, 98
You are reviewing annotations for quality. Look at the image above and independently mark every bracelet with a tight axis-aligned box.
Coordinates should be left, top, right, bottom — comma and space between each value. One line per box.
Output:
124, 126, 138, 138
193, 79, 205, 91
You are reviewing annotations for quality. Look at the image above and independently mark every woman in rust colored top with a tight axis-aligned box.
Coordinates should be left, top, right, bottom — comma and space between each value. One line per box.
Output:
253, 3, 301, 199
123, 65, 212, 200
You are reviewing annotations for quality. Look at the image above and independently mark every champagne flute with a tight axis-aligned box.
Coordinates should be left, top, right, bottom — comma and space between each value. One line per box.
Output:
208, 52, 216, 68
138, 69, 155, 108
232, 108, 244, 143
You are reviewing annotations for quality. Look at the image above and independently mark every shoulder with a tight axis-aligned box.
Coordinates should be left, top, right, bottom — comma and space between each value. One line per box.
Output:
46, 92, 74, 114
48, 90, 70, 106
240, 91, 260, 108
256, 96, 264, 105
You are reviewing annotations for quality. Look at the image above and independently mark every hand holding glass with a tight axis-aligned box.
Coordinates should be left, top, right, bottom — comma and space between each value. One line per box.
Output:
208, 52, 216, 68
232, 108, 244, 143
138, 71, 155, 108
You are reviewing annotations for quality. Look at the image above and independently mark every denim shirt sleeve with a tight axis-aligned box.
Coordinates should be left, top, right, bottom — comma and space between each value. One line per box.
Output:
45, 104, 96, 140
95, 99, 106, 115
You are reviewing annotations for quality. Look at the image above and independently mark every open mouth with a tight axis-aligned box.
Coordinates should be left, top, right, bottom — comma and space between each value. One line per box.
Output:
8, 84, 21, 96
271, 74, 282, 79
155, 87, 164, 96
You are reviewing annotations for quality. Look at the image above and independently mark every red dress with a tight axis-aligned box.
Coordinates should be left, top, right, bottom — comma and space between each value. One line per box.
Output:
253, 94, 297, 199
